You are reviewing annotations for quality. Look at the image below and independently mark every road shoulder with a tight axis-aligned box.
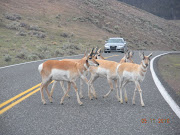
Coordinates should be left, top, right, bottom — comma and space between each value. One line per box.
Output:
151, 52, 180, 118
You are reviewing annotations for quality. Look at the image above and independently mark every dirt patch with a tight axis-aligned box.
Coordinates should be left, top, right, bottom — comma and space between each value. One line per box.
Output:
158, 54, 180, 97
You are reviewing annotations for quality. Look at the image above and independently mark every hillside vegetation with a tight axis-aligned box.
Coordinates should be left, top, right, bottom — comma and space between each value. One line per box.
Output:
118, 0, 180, 20
158, 54, 180, 97
0, 0, 180, 67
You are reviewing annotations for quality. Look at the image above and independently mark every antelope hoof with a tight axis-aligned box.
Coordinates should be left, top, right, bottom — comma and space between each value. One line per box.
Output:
125, 99, 128, 103
80, 95, 84, 99
89, 96, 93, 100
66, 94, 70, 98
79, 102, 83, 106
120, 100, 123, 104
92, 93, 97, 98
93, 96, 97, 99
60, 102, 64, 105
42, 100, 46, 105
49, 98, 53, 103
103, 95, 107, 98
141, 104, 145, 107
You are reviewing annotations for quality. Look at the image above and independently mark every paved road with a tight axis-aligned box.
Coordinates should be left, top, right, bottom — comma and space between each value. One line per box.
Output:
0, 51, 180, 135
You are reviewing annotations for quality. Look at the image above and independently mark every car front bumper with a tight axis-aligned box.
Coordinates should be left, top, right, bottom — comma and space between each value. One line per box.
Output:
104, 46, 125, 52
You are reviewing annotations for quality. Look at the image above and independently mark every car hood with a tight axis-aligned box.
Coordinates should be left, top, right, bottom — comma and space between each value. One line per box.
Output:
105, 43, 125, 46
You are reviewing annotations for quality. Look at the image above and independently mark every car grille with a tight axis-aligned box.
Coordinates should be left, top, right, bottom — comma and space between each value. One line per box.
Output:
110, 46, 117, 50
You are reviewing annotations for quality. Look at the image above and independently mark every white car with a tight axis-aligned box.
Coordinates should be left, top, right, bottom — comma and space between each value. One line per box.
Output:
104, 38, 127, 53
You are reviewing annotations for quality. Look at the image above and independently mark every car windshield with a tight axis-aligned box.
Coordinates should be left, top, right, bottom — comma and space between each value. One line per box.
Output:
108, 38, 124, 43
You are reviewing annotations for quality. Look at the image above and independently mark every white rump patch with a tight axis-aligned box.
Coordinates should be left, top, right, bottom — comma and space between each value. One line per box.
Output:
38, 63, 43, 73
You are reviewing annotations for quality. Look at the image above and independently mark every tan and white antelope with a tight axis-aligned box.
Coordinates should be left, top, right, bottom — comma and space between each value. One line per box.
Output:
94, 48, 105, 60
49, 48, 105, 99
119, 51, 134, 63
102, 51, 134, 99
118, 52, 152, 106
88, 51, 133, 101
50, 50, 88, 99
38, 49, 99, 105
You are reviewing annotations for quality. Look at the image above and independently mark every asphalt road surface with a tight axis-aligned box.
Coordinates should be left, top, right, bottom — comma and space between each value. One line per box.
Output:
0, 51, 180, 135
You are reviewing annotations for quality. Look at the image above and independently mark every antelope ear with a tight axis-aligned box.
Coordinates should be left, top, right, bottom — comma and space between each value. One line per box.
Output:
139, 52, 144, 60
126, 48, 129, 53
130, 51, 134, 57
83, 48, 87, 57
148, 52, 153, 58
126, 51, 130, 58
99, 48, 102, 53
90, 48, 94, 56
95, 47, 98, 54
93, 47, 97, 54
97, 48, 101, 53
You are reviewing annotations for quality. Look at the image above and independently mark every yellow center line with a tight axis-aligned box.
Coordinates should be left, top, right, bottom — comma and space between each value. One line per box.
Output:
0, 83, 41, 109
0, 81, 54, 115
104, 55, 119, 59
0, 54, 119, 115
0, 88, 40, 115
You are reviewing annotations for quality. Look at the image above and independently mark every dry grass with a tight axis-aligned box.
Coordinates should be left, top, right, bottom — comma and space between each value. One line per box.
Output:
158, 54, 180, 96
0, 0, 180, 67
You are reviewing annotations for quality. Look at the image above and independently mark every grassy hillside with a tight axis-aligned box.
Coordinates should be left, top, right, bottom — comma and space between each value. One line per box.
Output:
0, 0, 180, 67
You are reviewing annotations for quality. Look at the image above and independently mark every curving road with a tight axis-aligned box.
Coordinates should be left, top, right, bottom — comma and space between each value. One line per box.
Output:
0, 51, 180, 135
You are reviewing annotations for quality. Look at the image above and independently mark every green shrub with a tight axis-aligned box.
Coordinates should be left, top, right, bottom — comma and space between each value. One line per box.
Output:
16, 52, 27, 59
28, 54, 38, 61
63, 43, 80, 50
4, 13, 21, 21
37, 45, 48, 52
17, 30, 27, 36
28, 25, 40, 31
4, 54, 12, 62
114, 25, 119, 30
55, 49, 65, 57
6, 22, 20, 30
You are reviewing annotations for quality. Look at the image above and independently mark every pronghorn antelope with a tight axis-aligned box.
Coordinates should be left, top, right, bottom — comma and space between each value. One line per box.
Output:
119, 51, 134, 63
38, 49, 99, 105
50, 50, 88, 99
118, 52, 152, 106
50, 59, 81, 99
103, 51, 134, 99
49, 48, 105, 99
94, 48, 105, 60
88, 51, 133, 101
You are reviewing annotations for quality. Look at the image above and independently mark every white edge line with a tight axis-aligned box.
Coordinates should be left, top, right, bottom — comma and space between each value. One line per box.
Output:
150, 52, 180, 119
0, 54, 84, 70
